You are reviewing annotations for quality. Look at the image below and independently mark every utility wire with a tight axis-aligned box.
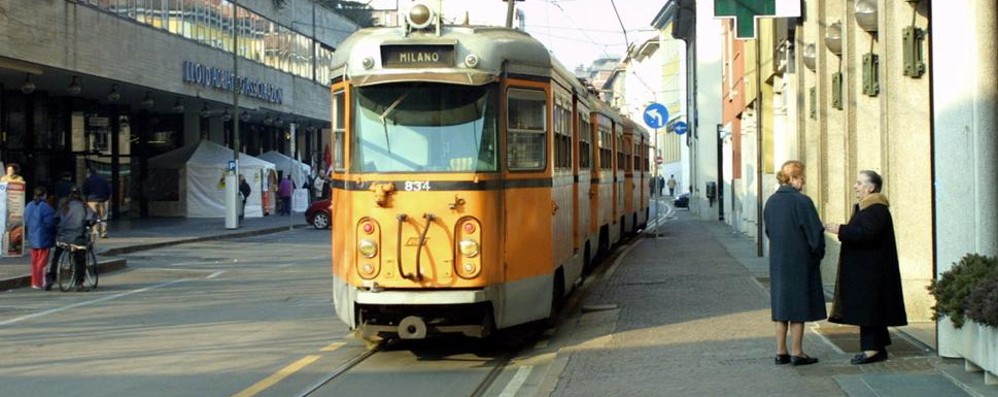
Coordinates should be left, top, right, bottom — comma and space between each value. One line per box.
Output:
609, 0, 630, 50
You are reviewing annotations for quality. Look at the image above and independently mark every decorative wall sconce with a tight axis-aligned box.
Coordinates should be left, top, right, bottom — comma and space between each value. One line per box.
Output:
263, 115, 274, 126
140, 91, 155, 109
832, 72, 844, 110
240, 111, 250, 122
107, 84, 121, 102
222, 109, 232, 122
854, 0, 878, 32
802, 43, 816, 71
825, 22, 843, 56
67, 76, 82, 96
20, 74, 35, 94
200, 103, 212, 118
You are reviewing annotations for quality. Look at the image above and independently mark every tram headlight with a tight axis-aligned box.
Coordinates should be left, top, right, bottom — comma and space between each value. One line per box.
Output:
359, 239, 378, 258
362, 56, 375, 69
459, 239, 480, 258
407, 2, 434, 29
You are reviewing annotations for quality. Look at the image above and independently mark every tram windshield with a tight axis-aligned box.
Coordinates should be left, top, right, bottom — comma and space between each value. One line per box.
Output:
352, 83, 499, 173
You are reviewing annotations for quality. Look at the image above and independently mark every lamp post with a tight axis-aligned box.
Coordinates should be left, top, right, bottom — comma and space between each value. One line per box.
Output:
225, 0, 241, 229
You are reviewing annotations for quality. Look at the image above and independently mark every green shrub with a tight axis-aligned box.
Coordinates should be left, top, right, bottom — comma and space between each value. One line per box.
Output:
966, 271, 998, 328
928, 253, 998, 329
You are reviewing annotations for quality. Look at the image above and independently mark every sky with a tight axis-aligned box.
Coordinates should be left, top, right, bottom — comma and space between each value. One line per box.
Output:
367, 0, 669, 69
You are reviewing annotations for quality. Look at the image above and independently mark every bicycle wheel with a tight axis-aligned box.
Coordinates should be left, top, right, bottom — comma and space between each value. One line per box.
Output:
85, 249, 99, 289
57, 250, 77, 292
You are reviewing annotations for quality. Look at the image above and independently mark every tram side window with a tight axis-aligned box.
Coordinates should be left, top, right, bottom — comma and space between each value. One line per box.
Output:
554, 104, 572, 170
507, 89, 547, 171
333, 90, 346, 172
578, 116, 592, 170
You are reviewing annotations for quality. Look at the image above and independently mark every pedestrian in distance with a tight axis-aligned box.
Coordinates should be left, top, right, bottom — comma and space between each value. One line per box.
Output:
657, 175, 665, 196
82, 167, 111, 238
278, 174, 295, 215
667, 175, 677, 197
54, 171, 75, 209
648, 177, 656, 198
762, 160, 825, 366
24, 186, 57, 289
1, 162, 24, 183
239, 174, 251, 222
823, 170, 907, 365
47, 186, 95, 291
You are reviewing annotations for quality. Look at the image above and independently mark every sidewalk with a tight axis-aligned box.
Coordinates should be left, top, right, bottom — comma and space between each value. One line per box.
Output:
0, 214, 309, 291
542, 210, 997, 397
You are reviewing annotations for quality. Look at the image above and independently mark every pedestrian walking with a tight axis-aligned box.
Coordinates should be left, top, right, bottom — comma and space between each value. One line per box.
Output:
54, 171, 75, 209
657, 175, 665, 196
47, 186, 94, 291
823, 170, 907, 365
278, 174, 294, 215
1, 163, 24, 183
667, 175, 677, 197
239, 174, 251, 221
24, 186, 56, 289
762, 160, 825, 366
82, 167, 111, 238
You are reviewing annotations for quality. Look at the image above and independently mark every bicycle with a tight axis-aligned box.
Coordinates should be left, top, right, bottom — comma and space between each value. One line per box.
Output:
55, 220, 101, 292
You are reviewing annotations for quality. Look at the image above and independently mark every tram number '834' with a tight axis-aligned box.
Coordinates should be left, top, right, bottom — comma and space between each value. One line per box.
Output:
404, 181, 431, 191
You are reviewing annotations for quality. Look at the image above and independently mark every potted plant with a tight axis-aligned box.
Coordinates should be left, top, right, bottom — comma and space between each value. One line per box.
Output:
930, 253, 998, 384
928, 253, 998, 328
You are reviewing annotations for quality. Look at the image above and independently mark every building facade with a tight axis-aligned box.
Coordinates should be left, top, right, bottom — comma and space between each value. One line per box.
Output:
0, 0, 361, 218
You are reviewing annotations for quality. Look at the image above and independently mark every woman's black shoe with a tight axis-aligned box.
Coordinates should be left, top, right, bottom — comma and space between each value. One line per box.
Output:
851, 350, 888, 365
775, 354, 791, 365
791, 355, 819, 366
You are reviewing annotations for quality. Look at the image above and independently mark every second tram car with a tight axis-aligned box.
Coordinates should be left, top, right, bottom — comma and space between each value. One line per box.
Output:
329, 3, 650, 340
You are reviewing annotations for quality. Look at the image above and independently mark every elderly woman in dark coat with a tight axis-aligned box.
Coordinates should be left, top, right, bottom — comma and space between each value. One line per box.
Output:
824, 170, 907, 364
763, 160, 826, 366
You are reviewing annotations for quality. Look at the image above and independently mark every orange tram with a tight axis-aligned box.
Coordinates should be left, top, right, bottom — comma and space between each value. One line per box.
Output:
328, 3, 652, 340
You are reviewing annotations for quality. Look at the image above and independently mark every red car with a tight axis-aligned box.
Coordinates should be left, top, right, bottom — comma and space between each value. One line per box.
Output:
305, 198, 331, 229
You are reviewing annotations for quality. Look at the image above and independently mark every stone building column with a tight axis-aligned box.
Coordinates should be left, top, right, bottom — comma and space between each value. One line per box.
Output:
932, 0, 998, 356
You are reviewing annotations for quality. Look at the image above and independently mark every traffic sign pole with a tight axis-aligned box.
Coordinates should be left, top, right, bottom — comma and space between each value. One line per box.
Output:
643, 103, 669, 240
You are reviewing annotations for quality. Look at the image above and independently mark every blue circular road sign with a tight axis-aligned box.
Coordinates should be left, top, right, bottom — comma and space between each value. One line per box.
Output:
673, 121, 688, 135
643, 103, 669, 129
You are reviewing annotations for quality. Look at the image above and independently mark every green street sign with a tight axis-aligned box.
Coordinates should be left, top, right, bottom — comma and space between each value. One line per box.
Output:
714, 0, 800, 40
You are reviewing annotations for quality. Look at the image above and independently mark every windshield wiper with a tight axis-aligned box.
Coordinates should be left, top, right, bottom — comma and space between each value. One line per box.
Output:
377, 92, 411, 155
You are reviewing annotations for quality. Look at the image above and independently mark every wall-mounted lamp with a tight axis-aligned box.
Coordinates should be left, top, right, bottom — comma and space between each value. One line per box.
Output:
263, 115, 274, 126
107, 84, 121, 102
20, 74, 35, 94
140, 91, 155, 109
222, 109, 232, 122
240, 111, 250, 122
825, 21, 843, 56
200, 103, 212, 118
172, 97, 185, 113
854, 0, 878, 32
802, 43, 816, 71
274, 117, 284, 127
67, 76, 82, 96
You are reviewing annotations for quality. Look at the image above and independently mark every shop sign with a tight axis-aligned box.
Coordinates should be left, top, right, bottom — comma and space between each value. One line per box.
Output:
182, 61, 284, 104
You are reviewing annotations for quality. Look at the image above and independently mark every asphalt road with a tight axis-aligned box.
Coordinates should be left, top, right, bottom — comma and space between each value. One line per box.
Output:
0, 229, 582, 397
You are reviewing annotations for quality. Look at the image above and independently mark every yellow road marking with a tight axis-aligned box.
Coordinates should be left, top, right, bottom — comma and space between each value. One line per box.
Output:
231, 355, 321, 397
321, 342, 346, 352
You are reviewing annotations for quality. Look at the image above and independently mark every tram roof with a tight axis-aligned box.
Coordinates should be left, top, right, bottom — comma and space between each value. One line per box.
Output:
330, 25, 582, 90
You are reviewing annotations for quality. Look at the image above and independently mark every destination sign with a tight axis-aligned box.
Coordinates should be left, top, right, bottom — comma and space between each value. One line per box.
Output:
381, 45, 455, 68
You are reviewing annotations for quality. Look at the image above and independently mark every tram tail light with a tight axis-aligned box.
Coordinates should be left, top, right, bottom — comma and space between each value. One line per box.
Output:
359, 238, 378, 258
356, 219, 381, 279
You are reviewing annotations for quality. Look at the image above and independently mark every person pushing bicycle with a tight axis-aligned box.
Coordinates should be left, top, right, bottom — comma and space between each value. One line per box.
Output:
46, 185, 95, 291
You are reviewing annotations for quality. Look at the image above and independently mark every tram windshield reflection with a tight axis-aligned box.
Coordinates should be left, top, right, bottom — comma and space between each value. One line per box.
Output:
352, 83, 498, 173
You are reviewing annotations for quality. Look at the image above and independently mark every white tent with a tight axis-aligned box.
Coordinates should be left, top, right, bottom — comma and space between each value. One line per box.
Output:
147, 140, 276, 218
257, 151, 312, 184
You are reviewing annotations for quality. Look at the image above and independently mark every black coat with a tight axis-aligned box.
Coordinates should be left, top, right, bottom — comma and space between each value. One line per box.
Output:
763, 186, 827, 322
829, 195, 908, 327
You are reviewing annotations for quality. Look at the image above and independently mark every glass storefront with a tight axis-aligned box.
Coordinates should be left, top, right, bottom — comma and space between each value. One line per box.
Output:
75, 0, 336, 84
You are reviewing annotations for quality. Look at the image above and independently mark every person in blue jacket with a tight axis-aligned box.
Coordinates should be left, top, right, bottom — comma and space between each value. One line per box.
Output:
24, 186, 57, 289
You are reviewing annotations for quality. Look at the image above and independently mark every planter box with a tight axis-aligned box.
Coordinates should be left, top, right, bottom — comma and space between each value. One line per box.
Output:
944, 319, 998, 386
